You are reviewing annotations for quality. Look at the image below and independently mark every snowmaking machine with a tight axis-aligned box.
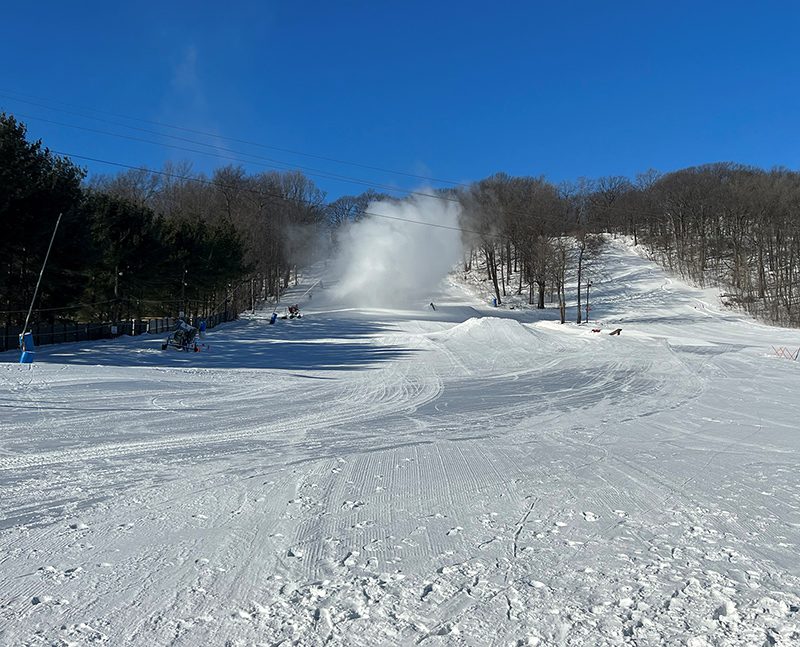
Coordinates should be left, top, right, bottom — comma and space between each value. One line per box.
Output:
161, 319, 200, 352
280, 304, 303, 320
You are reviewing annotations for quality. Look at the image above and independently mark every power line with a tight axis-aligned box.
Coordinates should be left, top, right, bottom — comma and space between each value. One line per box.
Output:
8, 99, 576, 228
0, 299, 115, 315
15, 110, 467, 206
0, 89, 467, 188
57, 149, 672, 240
3, 89, 741, 228
4, 103, 676, 226
44, 134, 576, 233
53, 150, 484, 236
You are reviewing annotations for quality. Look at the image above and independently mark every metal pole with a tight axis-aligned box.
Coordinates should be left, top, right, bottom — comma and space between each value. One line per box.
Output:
22, 213, 62, 339
586, 281, 592, 323
181, 267, 186, 316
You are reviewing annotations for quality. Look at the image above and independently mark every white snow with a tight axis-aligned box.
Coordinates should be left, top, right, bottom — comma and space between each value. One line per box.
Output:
1, 239, 799, 645
332, 193, 462, 308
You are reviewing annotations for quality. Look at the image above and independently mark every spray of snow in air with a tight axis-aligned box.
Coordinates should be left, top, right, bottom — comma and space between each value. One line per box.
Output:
332, 193, 463, 308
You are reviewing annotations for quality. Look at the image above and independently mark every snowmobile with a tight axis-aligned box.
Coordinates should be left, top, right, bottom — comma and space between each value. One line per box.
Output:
162, 319, 199, 352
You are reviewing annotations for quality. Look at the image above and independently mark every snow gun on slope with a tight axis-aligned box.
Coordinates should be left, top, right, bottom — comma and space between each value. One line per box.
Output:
161, 319, 200, 352
267, 304, 300, 324
269, 278, 320, 324
281, 304, 302, 320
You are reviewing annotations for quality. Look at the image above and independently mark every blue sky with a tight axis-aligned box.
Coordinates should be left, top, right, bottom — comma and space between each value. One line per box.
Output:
2, 2, 798, 199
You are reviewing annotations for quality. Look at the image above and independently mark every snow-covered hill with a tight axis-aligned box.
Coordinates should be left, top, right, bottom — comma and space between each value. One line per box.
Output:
1, 240, 799, 645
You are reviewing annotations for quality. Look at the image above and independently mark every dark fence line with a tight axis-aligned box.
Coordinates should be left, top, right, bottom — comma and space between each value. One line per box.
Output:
1, 310, 237, 353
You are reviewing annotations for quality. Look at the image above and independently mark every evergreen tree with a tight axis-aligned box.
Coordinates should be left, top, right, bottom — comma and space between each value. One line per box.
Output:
0, 113, 87, 324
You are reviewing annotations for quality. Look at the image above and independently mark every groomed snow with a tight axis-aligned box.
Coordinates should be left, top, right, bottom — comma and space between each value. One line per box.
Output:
1, 240, 799, 645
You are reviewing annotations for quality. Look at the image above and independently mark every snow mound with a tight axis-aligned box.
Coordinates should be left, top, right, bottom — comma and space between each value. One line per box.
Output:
431, 316, 538, 344
422, 316, 556, 375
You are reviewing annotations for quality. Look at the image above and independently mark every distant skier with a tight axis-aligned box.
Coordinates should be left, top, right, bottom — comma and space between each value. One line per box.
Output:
198, 319, 207, 337
430, 302, 436, 311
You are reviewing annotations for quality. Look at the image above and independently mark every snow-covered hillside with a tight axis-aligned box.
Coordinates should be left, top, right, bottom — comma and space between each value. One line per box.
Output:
1, 240, 799, 646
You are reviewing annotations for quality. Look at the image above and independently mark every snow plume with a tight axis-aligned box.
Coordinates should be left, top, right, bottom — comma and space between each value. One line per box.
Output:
332, 193, 463, 308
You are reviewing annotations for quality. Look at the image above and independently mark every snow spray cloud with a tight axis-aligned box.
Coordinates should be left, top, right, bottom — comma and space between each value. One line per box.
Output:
332, 193, 463, 308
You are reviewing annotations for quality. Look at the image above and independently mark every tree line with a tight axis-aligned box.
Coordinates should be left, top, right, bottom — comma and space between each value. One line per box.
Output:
453, 173, 603, 324
605, 164, 800, 327
372, 166, 800, 329
445, 166, 800, 328
1, 114, 328, 327
453, 165, 800, 328
4, 111, 799, 330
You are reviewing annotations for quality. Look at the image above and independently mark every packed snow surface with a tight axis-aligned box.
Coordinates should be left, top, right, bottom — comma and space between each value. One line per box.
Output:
1, 240, 799, 645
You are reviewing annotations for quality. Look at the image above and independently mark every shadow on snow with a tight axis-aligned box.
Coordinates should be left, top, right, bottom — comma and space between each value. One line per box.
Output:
2, 316, 418, 371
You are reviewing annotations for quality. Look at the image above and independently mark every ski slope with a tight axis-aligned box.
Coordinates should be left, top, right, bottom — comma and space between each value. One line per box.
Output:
1, 240, 799, 646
